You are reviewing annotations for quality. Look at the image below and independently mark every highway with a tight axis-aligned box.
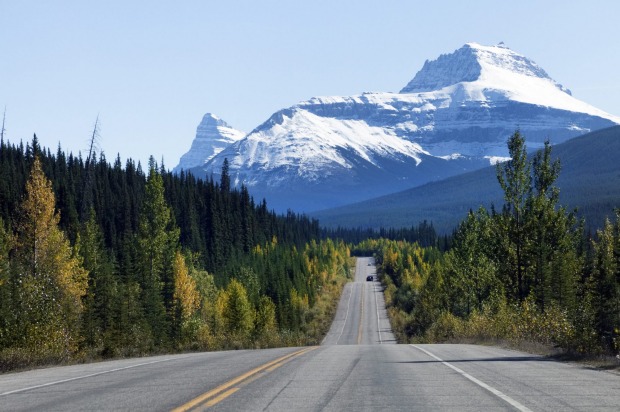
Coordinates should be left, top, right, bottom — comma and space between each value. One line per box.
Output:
321, 256, 396, 345
1, 257, 620, 411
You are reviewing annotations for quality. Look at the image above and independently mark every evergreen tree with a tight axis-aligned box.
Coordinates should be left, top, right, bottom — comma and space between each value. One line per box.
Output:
495, 136, 580, 309
445, 208, 500, 316
220, 158, 231, 193
79, 209, 118, 352
136, 165, 179, 346
529, 141, 580, 311
496, 130, 531, 302
591, 217, 620, 348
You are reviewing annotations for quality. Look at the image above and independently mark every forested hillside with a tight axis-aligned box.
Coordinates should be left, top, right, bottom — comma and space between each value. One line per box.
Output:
316, 126, 620, 234
0, 136, 351, 370
359, 131, 620, 356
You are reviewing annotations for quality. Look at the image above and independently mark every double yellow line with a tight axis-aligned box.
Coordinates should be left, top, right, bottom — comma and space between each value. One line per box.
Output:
171, 346, 318, 411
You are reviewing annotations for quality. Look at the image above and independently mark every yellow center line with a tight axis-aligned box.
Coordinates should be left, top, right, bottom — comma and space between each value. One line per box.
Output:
171, 346, 317, 412
202, 387, 240, 408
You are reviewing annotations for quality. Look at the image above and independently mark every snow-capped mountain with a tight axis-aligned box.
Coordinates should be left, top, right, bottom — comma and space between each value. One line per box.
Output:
180, 43, 620, 212
173, 113, 244, 174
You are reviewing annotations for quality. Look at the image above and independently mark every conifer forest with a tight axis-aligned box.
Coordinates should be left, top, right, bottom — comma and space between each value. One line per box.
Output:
0, 136, 351, 369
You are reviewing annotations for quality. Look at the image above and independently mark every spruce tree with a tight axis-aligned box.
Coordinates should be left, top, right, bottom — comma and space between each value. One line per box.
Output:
496, 130, 531, 302
79, 209, 117, 352
136, 164, 179, 347
529, 140, 579, 311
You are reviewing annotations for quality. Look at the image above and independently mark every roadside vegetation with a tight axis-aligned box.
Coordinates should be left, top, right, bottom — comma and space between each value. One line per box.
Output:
355, 131, 620, 359
0, 137, 351, 372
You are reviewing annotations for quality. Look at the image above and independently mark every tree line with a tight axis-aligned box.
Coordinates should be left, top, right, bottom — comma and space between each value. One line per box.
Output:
360, 131, 620, 355
0, 136, 351, 369
323, 221, 446, 250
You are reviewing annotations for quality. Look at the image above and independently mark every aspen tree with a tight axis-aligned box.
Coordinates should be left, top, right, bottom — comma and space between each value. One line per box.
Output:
173, 251, 199, 321
15, 157, 87, 353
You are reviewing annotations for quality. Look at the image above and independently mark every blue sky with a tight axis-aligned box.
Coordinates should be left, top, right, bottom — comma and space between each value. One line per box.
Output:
2, 0, 619, 167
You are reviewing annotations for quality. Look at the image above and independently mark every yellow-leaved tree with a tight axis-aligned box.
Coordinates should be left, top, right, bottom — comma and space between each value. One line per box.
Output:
172, 251, 200, 343
221, 279, 254, 343
14, 156, 88, 356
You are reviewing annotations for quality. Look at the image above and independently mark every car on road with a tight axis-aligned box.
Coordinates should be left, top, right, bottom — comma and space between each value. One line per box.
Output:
366, 275, 373, 281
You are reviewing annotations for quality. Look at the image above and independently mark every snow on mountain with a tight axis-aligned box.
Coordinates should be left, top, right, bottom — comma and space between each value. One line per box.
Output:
173, 113, 244, 174
401, 42, 614, 120
181, 43, 620, 212
216, 108, 427, 185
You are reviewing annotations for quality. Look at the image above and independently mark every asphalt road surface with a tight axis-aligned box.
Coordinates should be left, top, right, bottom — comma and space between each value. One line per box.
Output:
321, 256, 396, 345
2, 257, 620, 411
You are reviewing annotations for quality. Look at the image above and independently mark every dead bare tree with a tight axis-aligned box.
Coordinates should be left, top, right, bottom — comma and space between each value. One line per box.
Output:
1, 106, 6, 143
81, 115, 101, 221
86, 114, 100, 166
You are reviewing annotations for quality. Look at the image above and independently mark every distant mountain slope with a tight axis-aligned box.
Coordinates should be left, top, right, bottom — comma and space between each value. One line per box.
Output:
180, 43, 619, 212
313, 126, 620, 233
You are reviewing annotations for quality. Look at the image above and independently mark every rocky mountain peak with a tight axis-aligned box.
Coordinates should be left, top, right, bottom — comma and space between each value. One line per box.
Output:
172, 114, 245, 174
399, 42, 566, 94
198, 113, 231, 130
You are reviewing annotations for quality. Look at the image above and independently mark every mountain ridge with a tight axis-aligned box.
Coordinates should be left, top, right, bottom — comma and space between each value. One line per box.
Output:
178, 43, 619, 212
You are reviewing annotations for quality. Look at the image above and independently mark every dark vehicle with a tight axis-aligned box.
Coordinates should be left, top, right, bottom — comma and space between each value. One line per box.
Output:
366, 275, 373, 281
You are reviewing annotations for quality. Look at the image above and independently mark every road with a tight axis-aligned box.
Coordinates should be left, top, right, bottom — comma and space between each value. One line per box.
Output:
321, 256, 396, 345
1, 257, 620, 411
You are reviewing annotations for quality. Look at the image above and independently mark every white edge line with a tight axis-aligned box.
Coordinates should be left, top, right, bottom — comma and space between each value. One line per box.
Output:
0, 356, 191, 396
410, 345, 533, 412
